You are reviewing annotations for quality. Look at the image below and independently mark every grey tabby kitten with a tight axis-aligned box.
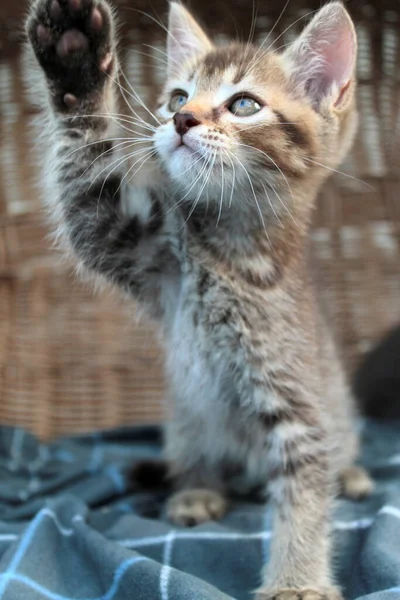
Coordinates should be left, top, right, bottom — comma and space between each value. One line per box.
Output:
26, 1, 373, 598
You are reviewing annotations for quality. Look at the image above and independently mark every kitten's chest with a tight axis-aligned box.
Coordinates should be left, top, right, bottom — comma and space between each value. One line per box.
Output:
166, 264, 266, 401
165, 272, 274, 486
166, 278, 234, 415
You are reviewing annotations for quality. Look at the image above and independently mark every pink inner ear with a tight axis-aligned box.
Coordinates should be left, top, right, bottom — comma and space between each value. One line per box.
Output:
288, 4, 357, 105
335, 80, 351, 107
321, 26, 355, 89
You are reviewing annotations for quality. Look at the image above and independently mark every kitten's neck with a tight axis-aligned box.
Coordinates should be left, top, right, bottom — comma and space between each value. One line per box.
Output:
184, 185, 315, 288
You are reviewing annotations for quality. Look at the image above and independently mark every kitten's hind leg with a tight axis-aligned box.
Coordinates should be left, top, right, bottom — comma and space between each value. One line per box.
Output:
166, 489, 228, 527
339, 465, 374, 500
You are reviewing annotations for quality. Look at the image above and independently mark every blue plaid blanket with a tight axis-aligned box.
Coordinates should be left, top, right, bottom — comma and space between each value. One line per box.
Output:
1, 422, 400, 600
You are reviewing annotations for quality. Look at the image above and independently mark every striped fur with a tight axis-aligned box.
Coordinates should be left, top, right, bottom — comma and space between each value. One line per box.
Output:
25, 1, 372, 599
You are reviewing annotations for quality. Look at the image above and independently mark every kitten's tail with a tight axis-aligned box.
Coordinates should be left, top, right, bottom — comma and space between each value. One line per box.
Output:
353, 324, 400, 420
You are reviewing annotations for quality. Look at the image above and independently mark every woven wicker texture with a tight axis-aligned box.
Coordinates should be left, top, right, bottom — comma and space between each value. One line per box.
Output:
0, 0, 399, 439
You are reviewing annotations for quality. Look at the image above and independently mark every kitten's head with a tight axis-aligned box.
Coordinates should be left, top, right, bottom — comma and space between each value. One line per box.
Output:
154, 2, 358, 219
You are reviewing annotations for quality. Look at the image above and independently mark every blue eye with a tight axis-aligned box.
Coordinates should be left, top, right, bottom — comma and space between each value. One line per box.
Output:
169, 90, 188, 112
229, 96, 262, 117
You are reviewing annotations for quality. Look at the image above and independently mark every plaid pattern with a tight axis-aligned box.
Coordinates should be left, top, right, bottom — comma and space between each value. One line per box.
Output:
0, 423, 400, 600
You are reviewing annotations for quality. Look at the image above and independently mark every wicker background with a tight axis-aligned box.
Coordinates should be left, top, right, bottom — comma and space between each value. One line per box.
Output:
0, 0, 399, 439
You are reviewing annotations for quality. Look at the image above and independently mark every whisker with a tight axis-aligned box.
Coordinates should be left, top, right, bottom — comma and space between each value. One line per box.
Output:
126, 8, 185, 59
174, 160, 211, 223
142, 44, 180, 68
249, 8, 319, 77
247, 0, 259, 49
95, 149, 156, 214
64, 137, 147, 159
180, 155, 212, 202
102, 89, 152, 136
227, 149, 267, 234
238, 0, 259, 75
185, 152, 216, 225
101, 107, 156, 133
234, 121, 300, 134
251, 8, 319, 72
163, 154, 207, 216
261, 181, 283, 227
235, 141, 294, 206
216, 154, 225, 226
89, 145, 154, 190
225, 151, 236, 209
62, 112, 155, 133
264, 8, 318, 55
100, 80, 158, 132
101, 64, 158, 135
116, 149, 158, 195
81, 139, 154, 180
248, 0, 291, 70
269, 179, 299, 227
134, 50, 168, 67
271, 40, 296, 54
77, 140, 146, 180
171, 154, 214, 222
114, 71, 155, 132
305, 158, 375, 190
115, 68, 161, 126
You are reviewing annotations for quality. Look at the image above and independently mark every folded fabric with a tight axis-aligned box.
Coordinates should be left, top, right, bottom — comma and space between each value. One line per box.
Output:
0, 421, 400, 600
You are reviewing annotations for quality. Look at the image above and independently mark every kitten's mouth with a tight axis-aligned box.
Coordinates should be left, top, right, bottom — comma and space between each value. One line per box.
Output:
173, 141, 202, 161
170, 130, 201, 154
176, 142, 195, 153
176, 137, 194, 151
174, 136, 206, 159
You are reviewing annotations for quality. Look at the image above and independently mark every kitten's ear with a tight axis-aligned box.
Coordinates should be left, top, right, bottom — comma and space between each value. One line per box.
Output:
167, 3, 213, 78
284, 2, 357, 109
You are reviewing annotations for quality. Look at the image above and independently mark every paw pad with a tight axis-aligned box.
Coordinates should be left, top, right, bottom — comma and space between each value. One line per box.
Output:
56, 29, 89, 57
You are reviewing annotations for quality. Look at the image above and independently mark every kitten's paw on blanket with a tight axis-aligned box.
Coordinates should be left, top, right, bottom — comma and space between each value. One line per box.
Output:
340, 465, 374, 499
166, 489, 227, 527
256, 587, 343, 600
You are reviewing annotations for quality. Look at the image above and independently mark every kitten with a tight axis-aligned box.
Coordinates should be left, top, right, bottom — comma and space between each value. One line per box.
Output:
26, 1, 373, 598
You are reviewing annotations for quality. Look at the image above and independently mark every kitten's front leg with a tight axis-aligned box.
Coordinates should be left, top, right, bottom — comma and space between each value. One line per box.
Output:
26, 0, 180, 315
257, 428, 341, 600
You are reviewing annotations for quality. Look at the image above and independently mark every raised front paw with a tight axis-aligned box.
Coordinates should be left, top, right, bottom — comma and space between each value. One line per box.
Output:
166, 489, 227, 527
26, 0, 115, 109
256, 588, 343, 600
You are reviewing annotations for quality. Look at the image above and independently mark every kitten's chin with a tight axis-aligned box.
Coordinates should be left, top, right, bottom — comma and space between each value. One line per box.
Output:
163, 145, 205, 180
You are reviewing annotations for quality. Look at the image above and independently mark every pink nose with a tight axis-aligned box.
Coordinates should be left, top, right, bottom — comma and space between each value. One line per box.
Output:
173, 112, 201, 136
